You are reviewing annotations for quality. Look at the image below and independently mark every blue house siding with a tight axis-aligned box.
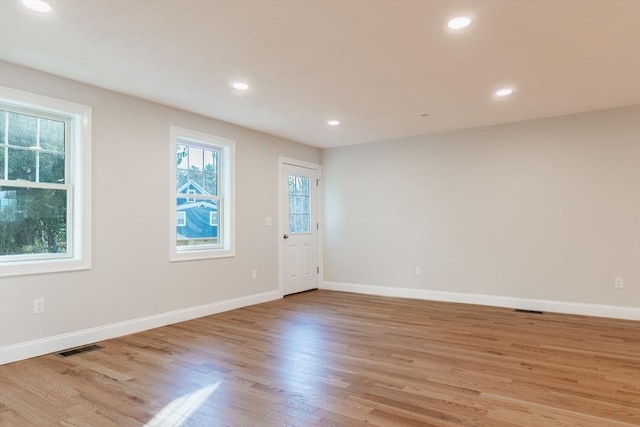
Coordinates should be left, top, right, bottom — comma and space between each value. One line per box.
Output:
177, 180, 218, 240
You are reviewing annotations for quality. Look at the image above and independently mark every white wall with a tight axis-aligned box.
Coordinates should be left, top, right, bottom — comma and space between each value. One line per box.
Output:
322, 106, 640, 316
0, 61, 319, 361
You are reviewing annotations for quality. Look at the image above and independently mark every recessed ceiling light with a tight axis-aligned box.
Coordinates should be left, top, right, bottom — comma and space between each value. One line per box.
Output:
231, 82, 249, 91
495, 88, 514, 97
327, 120, 341, 127
22, 0, 52, 13
447, 16, 471, 30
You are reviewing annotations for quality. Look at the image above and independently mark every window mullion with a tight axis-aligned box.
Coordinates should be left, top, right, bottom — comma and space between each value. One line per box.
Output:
216, 149, 221, 197
3, 111, 7, 180
0, 180, 69, 191
176, 194, 220, 202
64, 118, 71, 189
35, 118, 41, 183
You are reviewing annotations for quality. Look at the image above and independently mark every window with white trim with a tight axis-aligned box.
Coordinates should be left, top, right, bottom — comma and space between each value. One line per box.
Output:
169, 126, 234, 261
0, 87, 92, 276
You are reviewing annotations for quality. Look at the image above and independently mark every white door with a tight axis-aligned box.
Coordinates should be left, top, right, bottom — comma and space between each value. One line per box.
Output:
281, 162, 319, 295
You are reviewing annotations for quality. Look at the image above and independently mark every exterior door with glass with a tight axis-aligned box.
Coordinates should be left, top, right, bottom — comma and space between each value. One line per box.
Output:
282, 162, 318, 295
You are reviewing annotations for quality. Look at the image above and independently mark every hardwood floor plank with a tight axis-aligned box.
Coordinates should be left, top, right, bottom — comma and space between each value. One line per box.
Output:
1, 290, 638, 426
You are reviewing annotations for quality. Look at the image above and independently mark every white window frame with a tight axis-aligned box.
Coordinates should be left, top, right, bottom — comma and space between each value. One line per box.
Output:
0, 86, 92, 277
169, 126, 235, 261
209, 211, 218, 226
176, 211, 186, 227
186, 189, 196, 203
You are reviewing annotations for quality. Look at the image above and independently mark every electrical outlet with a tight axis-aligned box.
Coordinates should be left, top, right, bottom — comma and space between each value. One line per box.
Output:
615, 277, 624, 288
265, 217, 273, 226
415, 266, 422, 276
34, 298, 45, 314
252, 270, 257, 280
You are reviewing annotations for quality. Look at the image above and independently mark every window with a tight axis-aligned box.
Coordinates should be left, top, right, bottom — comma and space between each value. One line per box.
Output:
0, 86, 92, 276
169, 126, 234, 261
176, 211, 186, 227
288, 175, 311, 233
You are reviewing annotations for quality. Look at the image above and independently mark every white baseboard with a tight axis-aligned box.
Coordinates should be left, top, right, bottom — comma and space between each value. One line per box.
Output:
0, 290, 281, 365
320, 281, 640, 321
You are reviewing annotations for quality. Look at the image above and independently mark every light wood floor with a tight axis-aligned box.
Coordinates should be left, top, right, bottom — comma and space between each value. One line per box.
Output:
1, 290, 639, 426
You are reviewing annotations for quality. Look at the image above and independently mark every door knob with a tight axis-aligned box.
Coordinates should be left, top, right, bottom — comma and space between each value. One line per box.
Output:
283, 234, 289, 239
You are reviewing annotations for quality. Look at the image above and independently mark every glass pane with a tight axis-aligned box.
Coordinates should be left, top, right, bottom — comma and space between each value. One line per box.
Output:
176, 196, 219, 247
188, 170, 204, 189
289, 214, 310, 233
0, 149, 4, 179
204, 172, 217, 195
176, 143, 220, 196
8, 148, 36, 181
188, 146, 203, 170
288, 175, 310, 234
176, 169, 189, 189
289, 176, 298, 195
39, 118, 65, 153
303, 195, 310, 213
7, 112, 37, 148
0, 186, 67, 256
0, 111, 5, 142
176, 144, 189, 170
204, 149, 216, 171
203, 149, 218, 195
39, 152, 65, 183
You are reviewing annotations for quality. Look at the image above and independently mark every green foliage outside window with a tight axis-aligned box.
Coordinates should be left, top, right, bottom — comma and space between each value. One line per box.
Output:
0, 110, 67, 257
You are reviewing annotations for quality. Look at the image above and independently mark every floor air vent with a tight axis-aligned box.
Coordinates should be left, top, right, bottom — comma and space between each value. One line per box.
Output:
57, 344, 104, 357
514, 309, 544, 314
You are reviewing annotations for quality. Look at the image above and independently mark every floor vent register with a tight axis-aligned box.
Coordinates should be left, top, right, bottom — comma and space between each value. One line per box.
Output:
514, 309, 544, 315
56, 344, 104, 357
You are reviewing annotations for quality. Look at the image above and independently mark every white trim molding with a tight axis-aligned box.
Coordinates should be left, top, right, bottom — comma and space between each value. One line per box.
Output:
0, 290, 281, 365
321, 281, 640, 321
0, 86, 92, 277
169, 125, 236, 262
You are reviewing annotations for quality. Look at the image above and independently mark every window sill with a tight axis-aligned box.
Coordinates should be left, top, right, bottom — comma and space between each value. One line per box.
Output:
169, 249, 235, 262
0, 258, 91, 277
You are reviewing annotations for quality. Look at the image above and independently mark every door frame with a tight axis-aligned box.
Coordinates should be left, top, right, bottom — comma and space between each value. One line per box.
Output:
278, 157, 323, 296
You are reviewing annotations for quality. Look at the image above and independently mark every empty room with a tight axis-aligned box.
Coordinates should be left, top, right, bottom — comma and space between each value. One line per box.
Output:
0, 0, 638, 426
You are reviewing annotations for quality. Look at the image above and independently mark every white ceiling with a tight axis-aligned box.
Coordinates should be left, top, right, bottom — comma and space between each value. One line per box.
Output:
1, 0, 639, 148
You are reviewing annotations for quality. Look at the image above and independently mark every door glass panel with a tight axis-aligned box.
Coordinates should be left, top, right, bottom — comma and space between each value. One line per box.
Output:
288, 174, 310, 233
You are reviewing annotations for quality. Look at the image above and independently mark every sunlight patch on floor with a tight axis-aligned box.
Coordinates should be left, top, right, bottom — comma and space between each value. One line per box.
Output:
144, 381, 221, 427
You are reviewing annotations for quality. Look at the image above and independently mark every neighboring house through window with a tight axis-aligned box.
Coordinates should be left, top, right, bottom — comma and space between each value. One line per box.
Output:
169, 126, 235, 261
0, 86, 92, 276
